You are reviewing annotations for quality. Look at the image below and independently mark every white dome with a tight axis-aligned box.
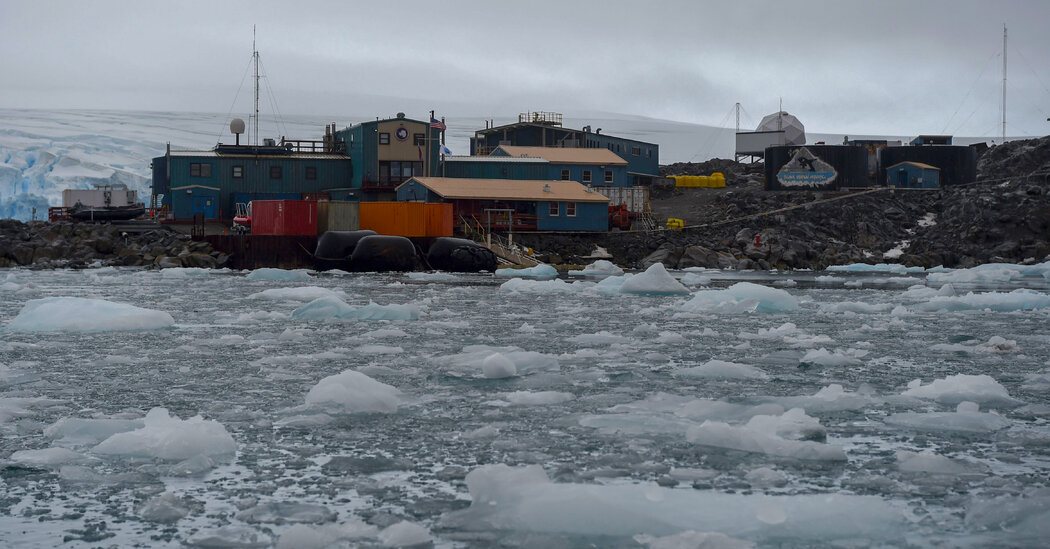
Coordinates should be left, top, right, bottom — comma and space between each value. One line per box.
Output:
757, 111, 805, 146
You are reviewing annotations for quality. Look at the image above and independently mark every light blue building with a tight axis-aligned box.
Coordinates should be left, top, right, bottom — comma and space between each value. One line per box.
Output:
887, 161, 941, 189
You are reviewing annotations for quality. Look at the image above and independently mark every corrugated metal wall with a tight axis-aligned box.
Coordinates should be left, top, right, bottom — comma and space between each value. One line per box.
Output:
536, 201, 608, 231
443, 160, 549, 180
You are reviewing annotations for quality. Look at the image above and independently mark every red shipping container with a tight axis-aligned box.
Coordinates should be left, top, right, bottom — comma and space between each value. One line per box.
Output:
251, 200, 318, 236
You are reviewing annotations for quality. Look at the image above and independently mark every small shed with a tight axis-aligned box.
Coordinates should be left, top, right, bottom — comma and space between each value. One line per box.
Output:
887, 161, 940, 189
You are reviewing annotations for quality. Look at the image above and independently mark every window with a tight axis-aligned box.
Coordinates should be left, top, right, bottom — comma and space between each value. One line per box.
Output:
270, 166, 282, 179
631, 146, 641, 156
604, 170, 613, 183
549, 202, 559, 216
305, 166, 317, 180
561, 169, 570, 180
582, 170, 592, 183
647, 149, 652, 158
190, 163, 211, 177
413, 133, 425, 146
379, 132, 390, 145
231, 165, 243, 179
566, 202, 576, 217
378, 161, 422, 186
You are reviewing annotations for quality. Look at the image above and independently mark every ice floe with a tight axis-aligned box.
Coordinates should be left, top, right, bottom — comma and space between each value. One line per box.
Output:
249, 286, 345, 302
495, 264, 558, 279
681, 282, 799, 314
568, 259, 624, 278
674, 360, 769, 380
429, 345, 560, 378
92, 407, 236, 461
245, 268, 314, 281
910, 288, 1050, 312
304, 370, 402, 413
902, 374, 1019, 406
618, 263, 690, 295
6, 297, 174, 333
885, 401, 1012, 434
291, 296, 420, 321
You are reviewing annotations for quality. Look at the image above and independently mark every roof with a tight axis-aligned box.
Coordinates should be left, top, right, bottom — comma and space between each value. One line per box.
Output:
475, 120, 658, 147
444, 155, 547, 164
167, 150, 349, 160
888, 161, 940, 170
493, 146, 627, 166
400, 177, 610, 203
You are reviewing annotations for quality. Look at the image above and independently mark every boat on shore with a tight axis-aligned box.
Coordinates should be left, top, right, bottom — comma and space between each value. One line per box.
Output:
67, 202, 146, 222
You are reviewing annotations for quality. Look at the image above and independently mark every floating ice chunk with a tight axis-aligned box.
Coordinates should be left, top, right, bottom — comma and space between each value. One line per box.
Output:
1022, 369, 1050, 391
594, 274, 630, 295
686, 419, 845, 461
10, 447, 93, 467
305, 370, 401, 413
292, 296, 420, 321
139, 492, 192, 523
44, 417, 144, 446
681, 282, 799, 314
618, 263, 690, 295
819, 301, 895, 314
236, 502, 337, 524
744, 408, 827, 442
773, 279, 797, 287
932, 336, 1020, 354
896, 450, 988, 475
249, 286, 344, 302
406, 271, 459, 281
911, 289, 1050, 312
675, 360, 768, 380
442, 464, 900, 541
746, 467, 788, 489
925, 262, 1046, 284
355, 344, 403, 355
187, 525, 271, 548
902, 374, 1018, 406
481, 353, 517, 378
569, 260, 624, 278
246, 268, 313, 281
679, 272, 712, 287
276, 521, 380, 549
635, 530, 753, 549
6, 297, 174, 333
769, 384, 877, 413
502, 391, 573, 405
495, 264, 558, 279
378, 520, 432, 547
569, 331, 629, 345
499, 277, 576, 293
964, 491, 1050, 539
92, 407, 237, 461
827, 263, 925, 273
800, 348, 862, 368
160, 267, 213, 278
884, 401, 1011, 434
431, 345, 560, 378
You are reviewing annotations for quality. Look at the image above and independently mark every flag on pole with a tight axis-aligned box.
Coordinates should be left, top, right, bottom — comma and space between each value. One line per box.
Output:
430, 117, 446, 131
439, 144, 452, 156
418, 146, 423, 161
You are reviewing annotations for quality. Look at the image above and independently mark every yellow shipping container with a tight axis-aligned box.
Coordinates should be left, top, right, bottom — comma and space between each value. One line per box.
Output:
672, 174, 726, 188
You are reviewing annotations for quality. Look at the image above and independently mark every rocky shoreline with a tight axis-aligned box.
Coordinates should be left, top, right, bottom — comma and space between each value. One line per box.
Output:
3, 136, 1047, 272
0, 220, 228, 269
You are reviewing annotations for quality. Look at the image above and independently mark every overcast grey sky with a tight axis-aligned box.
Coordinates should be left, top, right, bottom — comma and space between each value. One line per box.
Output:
3, 0, 1050, 138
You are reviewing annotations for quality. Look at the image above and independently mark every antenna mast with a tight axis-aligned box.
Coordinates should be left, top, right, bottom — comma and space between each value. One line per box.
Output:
253, 25, 260, 146
735, 102, 740, 133
1001, 24, 1007, 142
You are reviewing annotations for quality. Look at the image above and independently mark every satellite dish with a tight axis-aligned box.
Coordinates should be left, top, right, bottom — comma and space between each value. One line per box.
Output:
230, 118, 246, 135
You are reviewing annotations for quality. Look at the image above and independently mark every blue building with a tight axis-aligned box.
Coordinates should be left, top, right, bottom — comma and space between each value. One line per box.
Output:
151, 141, 353, 221
334, 114, 443, 201
470, 112, 659, 185
887, 161, 941, 189
490, 146, 630, 188
442, 156, 549, 180
396, 177, 610, 231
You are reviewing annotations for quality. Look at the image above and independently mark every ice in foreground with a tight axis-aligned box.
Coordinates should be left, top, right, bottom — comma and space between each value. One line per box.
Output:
681, 282, 799, 313
6, 297, 174, 332
92, 408, 236, 461
441, 464, 902, 542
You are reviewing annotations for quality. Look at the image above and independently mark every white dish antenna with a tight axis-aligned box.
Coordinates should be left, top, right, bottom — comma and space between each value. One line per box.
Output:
230, 118, 246, 135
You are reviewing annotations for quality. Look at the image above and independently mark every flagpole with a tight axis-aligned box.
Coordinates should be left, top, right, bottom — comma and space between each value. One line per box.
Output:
441, 116, 446, 177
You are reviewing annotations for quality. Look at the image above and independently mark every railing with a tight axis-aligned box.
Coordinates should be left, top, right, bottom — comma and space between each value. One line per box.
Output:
518, 112, 562, 126
459, 215, 541, 267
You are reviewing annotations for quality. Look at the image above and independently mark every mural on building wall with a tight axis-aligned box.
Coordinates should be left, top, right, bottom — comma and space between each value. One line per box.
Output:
777, 147, 838, 187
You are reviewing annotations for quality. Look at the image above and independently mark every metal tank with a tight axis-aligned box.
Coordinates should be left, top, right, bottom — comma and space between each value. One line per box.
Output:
764, 145, 869, 191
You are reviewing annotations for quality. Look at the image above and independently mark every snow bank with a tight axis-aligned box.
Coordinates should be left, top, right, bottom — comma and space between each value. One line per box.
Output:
6, 297, 174, 333
304, 370, 401, 413
911, 289, 1050, 312
429, 345, 560, 378
291, 296, 420, 321
246, 268, 313, 281
885, 401, 1011, 434
92, 408, 236, 461
618, 263, 690, 295
681, 282, 799, 314
495, 264, 558, 279
249, 286, 344, 302
569, 259, 624, 278
902, 374, 1018, 406
441, 464, 902, 542
675, 360, 768, 380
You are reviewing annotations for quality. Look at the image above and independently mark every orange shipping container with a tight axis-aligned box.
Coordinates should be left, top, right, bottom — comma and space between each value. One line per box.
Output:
424, 203, 453, 237
359, 202, 427, 237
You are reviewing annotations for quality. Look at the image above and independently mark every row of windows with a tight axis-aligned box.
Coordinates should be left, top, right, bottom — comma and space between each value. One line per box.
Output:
548, 202, 577, 217
190, 163, 317, 180
601, 143, 653, 158
379, 133, 426, 145
378, 161, 423, 186
561, 169, 614, 183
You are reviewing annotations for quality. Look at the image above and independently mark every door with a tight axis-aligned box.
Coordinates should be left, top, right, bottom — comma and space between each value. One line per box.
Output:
193, 195, 217, 219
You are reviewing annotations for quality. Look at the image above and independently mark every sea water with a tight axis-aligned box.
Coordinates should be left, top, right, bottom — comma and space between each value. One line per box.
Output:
1, 264, 1049, 548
